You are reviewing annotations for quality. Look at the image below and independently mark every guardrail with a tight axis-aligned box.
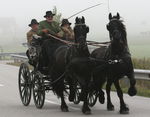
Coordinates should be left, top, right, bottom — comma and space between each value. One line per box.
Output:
11, 54, 28, 63
10, 54, 150, 81
134, 69, 150, 80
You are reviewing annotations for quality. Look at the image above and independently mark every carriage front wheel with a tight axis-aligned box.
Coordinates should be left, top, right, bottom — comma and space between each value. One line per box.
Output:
18, 63, 32, 106
33, 71, 45, 109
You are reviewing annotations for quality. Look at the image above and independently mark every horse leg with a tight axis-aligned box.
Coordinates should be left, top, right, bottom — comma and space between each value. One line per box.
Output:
106, 80, 114, 111
59, 80, 69, 112
99, 89, 105, 104
114, 80, 129, 114
58, 78, 69, 112
52, 73, 69, 112
60, 92, 69, 112
127, 72, 137, 96
98, 76, 106, 104
82, 86, 91, 114
67, 77, 75, 102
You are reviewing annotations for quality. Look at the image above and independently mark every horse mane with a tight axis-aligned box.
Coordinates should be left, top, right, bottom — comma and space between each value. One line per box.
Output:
108, 18, 130, 56
116, 19, 128, 46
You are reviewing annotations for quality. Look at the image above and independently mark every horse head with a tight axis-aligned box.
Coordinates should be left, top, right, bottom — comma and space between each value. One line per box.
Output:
73, 16, 90, 57
74, 16, 89, 45
106, 13, 127, 45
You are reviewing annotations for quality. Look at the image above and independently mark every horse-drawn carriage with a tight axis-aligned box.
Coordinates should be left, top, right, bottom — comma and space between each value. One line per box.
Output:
18, 18, 99, 110
18, 13, 137, 114
18, 47, 99, 109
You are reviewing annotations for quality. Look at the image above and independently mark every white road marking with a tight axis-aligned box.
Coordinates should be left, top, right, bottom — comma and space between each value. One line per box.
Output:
45, 100, 60, 105
0, 84, 4, 87
45, 99, 80, 110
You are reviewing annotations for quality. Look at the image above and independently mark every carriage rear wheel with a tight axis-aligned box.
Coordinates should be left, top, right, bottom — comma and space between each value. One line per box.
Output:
33, 71, 45, 109
18, 63, 32, 106
88, 91, 98, 107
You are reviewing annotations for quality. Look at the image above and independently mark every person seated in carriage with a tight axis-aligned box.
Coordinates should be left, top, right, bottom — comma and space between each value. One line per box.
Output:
37, 10, 65, 73
37, 11, 74, 41
61, 19, 74, 41
26, 19, 39, 46
37, 10, 64, 38
26, 19, 42, 67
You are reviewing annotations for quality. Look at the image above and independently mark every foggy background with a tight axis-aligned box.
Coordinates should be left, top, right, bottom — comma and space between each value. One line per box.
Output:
0, 0, 149, 58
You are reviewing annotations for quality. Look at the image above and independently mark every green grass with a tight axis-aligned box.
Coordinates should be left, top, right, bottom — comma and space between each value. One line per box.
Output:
132, 58, 150, 69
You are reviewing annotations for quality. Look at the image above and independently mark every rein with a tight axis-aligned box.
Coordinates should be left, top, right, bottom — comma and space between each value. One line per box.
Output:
87, 40, 110, 47
47, 34, 78, 46
47, 34, 110, 47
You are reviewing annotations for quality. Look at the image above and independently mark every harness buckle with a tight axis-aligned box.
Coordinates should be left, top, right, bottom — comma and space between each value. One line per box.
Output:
108, 59, 123, 64
108, 60, 113, 64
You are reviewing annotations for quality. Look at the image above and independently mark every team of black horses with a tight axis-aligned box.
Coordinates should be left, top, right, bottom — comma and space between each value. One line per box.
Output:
40, 13, 137, 114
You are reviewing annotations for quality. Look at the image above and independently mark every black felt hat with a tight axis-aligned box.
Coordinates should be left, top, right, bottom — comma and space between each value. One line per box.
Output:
28, 19, 39, 27
44, 11, 55, 18
61, 19, 71, 26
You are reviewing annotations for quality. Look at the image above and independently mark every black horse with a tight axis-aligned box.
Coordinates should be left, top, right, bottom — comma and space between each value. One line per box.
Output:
42, 16, 90, 113
91, 13, 137, 114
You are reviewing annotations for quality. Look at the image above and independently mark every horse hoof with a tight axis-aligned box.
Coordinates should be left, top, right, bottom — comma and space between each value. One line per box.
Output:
120, 108, 129, 114
128, 87, 137, 96
82, 110, 91, 115
83, 110, 91, 115
120, 105, 129, 114
120, 110, 129, 114
61, 106, 69, 112
99, 96, 105, 104
82, 107, 91, 115
107, 104, 115, 111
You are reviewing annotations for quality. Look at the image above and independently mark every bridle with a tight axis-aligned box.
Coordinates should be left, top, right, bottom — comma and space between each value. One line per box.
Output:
107, 19, 122, 41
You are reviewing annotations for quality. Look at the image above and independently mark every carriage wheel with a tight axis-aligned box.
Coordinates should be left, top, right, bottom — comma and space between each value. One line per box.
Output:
18, 63, 32, 106
88, 91, 98, 107
73, 88, 80, 104
33, 71, 45, 109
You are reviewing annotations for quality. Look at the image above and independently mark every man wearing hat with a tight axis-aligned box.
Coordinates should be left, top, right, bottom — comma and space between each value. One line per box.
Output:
27, 19, 39, 45
38, 11, 63, 37
61, 19, 74, 41
37, 11, 65, 73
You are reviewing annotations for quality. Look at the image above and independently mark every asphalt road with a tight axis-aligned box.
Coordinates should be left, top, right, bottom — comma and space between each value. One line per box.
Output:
0, 63, 150, 117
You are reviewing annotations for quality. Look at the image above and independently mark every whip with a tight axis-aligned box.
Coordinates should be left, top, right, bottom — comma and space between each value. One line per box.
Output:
67, 3, 103, 19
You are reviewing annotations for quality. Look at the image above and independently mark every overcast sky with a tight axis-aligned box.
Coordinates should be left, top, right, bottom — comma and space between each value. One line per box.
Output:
0, 0, 150, 43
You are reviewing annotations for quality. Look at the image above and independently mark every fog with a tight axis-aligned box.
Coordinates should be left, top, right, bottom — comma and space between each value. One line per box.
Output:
0, 0, 150, 47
